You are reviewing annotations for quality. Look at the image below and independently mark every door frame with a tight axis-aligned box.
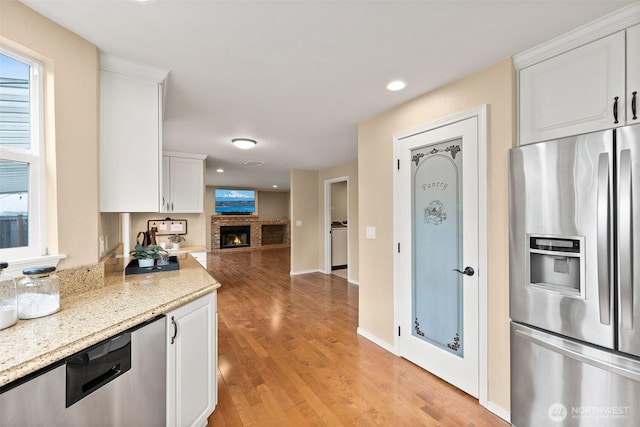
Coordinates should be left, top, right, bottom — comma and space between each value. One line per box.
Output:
392, 105, 488, 407
323, 176, 350, 275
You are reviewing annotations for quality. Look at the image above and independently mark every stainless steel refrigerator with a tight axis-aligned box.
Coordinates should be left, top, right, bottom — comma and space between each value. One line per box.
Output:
509, 124, 640, 426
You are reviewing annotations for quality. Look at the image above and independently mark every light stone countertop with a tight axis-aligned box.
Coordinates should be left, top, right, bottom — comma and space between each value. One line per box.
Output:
0, 253, 220, 388
164, 245, 207, 254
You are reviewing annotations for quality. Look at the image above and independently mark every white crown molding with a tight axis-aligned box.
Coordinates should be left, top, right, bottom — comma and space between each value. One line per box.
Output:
163, 150, 207, 160
514, 2, 640, 70
99, 53, 169, 83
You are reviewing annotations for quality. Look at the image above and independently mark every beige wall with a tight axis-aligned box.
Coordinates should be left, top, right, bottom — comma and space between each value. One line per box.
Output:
357, 58, 515, 411
0, 1, 101, 268
318, 160, 359, 283
289, 169, 319, 273
257, 190, 289, 220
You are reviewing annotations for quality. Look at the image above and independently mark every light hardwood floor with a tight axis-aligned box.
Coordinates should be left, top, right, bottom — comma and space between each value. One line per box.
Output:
206, 248, 508, 426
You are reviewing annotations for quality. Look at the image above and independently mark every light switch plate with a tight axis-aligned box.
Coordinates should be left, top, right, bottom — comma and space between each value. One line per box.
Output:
366, 226, 376, 239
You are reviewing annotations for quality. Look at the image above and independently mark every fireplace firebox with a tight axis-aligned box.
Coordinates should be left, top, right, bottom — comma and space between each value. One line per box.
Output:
220, 225, 251, 249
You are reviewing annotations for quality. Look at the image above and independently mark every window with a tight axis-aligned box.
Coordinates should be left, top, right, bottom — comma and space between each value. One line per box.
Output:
0, 47, 45, 261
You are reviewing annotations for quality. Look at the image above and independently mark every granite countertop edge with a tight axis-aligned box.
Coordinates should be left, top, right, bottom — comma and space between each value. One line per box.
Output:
0, 255, 220, 388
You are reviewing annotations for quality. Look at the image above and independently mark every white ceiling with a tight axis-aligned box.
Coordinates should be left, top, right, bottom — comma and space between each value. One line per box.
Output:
21, 0, 633, 190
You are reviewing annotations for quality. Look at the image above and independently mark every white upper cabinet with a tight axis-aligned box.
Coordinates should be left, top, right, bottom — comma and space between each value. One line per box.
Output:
518, 31, 626, 145
627, 24, 640, 125
100, 55, 168, 212
515, 3, 640, 145
162, 151, 207, 213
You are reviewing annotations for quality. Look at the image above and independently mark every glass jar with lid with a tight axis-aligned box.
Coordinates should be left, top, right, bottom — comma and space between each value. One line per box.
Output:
0, 262, 17, 329
18, 266, 60, 319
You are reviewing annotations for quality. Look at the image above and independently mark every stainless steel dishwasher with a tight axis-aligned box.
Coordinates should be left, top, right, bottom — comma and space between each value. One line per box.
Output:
0, 315, 166, 426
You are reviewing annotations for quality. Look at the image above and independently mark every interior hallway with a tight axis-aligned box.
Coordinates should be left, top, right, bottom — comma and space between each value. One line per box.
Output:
206, 248, 507, 426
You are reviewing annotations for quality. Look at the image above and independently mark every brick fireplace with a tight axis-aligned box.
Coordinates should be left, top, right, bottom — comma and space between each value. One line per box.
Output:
211, 216, 290, 253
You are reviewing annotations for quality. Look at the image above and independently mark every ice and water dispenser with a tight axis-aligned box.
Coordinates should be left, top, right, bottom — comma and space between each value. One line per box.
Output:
528, 235, 585, 296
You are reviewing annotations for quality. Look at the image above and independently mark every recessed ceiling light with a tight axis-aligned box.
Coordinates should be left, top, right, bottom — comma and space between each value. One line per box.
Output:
387, 80, 407, 91
216, 168, 224, 173
272, 185, 278, 188
232, 138, 257, 149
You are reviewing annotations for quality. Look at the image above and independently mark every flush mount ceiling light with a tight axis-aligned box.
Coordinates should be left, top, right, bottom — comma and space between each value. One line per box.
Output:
231, 138, 257, 150
216, 168, 224, 173
386, 80, 407, 91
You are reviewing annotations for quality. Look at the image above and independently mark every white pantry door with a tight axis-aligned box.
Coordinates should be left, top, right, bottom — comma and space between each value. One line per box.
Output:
395, 116, 479, 397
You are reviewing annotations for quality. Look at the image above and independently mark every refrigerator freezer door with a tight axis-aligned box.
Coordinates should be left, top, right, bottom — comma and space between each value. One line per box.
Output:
511, 322, 640, 427
617, 125, 640, 357
509, 131, 615, 349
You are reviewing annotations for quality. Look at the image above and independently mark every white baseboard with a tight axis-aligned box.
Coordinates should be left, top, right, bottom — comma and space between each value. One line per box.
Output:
356, 327, 399, 355
347, 279, 359, 286
485, 401, 510, 423
289, 269, 322, 276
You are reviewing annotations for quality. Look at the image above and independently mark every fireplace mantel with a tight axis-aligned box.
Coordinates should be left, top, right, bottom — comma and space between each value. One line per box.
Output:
211, 216, 290, 253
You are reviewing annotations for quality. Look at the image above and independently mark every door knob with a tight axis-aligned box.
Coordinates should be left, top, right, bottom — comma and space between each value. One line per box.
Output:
452, 266, 475, 276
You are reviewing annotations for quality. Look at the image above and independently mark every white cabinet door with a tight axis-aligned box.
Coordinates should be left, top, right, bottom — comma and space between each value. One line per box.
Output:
166, 292, 217, 427
170, 156, 204, 213
519, 31, 625, 145
627, 24, 640, 125
100, 70, 162, 211
162, 154, 206, 213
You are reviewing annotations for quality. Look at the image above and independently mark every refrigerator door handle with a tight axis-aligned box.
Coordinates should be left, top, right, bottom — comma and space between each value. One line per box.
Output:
619, 148, 634, 330
513, 324, 640, 382
597, 152, 612, 325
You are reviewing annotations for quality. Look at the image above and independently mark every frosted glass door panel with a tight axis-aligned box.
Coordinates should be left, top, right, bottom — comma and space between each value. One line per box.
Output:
411, 139, 463, 357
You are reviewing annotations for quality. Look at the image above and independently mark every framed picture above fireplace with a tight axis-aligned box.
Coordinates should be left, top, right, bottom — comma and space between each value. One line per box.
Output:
214, 189, 256, 215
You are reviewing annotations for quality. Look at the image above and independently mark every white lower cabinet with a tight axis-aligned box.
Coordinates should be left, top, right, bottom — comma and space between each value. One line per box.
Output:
190, 251, 207, 269
166, 292, 217, 427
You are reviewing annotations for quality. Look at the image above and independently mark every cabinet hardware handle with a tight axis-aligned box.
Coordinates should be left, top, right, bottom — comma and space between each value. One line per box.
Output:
633, 92, 637, 120
171, 316, 178, 344
613, 96, 619, 124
